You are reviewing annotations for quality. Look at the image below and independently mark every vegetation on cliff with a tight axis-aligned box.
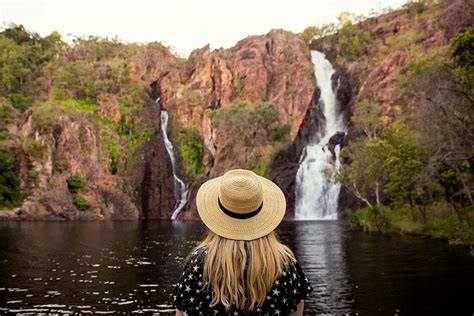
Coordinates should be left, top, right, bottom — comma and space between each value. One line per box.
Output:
312, 0, 474, 246
210, 99, 291, 176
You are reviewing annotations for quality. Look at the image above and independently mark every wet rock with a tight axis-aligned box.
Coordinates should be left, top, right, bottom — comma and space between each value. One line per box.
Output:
327, 131, 347, 159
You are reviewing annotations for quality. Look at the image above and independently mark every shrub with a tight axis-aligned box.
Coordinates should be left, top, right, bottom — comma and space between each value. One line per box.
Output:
22, 139, 46, 159
177, 128, 204, 184
0, 146, 20, 208
210, 99, 284, 145
67, 174, 84, 192
269, 124, 291, 141
349, 206, 390, 232
73, 195, 90, 211
9, 93, 31, 111
27, 168, 39, 181
54, 155, 68, 173
337, 22, 371, 61
100, 133, 121, 174
32, 102, 62, 131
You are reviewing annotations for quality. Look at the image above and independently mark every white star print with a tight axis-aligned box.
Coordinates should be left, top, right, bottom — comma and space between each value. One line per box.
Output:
293, 288, 297, 294
275, 309, 281, 315
185, 285, 191, 292
190, 297, 194, 303
193, 265, 199, 272
198, 281, 202, 286
282, 298, 287, 304
275, 280, 279, 285
272, 289, 280, 296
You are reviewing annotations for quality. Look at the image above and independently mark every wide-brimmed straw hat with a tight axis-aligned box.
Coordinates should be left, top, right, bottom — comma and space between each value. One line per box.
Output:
196, 169, 286, 241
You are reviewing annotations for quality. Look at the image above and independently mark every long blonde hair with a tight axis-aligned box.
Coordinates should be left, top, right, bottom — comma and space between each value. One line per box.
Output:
192, 230, 294, 311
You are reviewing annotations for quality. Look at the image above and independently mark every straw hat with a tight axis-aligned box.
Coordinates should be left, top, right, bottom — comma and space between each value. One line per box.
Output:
196, 169, 286, 241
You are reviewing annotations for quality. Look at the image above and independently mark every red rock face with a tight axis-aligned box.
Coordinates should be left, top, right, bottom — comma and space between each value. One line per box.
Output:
7, 30, 316, 221
156, 30, 316, 218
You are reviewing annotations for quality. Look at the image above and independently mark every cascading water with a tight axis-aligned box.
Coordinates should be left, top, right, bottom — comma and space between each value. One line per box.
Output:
295, 51, 346, 220
159, 109, 189, 220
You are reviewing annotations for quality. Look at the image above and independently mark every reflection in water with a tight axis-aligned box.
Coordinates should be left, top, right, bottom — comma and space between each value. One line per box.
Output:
0, 221, 473, 315
278, 221, 353, 314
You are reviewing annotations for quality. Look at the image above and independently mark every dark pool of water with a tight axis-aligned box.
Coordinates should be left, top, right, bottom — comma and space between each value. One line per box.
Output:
0, 220, 473, 315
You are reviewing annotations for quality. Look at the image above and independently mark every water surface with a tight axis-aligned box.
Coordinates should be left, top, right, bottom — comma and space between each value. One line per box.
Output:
0, 221, 473, 314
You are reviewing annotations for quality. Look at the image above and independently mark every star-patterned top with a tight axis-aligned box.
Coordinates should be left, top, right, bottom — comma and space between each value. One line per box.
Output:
173, 248, 313, 315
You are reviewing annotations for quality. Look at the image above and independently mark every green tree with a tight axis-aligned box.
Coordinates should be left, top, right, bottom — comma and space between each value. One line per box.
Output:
177, 128, 204, 184
0, 146, 20, 208
337, 22, 371, 61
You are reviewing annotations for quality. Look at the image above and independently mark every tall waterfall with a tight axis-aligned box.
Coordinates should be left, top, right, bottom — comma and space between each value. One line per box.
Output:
160, 110, 189, 220
295, 51, 346, 220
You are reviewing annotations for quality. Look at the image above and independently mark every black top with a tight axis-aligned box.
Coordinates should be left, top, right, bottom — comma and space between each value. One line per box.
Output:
173, 248, 313, 315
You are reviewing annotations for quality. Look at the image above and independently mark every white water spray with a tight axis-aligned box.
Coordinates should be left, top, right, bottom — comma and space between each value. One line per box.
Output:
295, 51, 346, 220
159, 109, 189, 220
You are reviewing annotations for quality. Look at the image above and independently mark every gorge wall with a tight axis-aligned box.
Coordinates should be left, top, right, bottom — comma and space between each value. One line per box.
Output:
1, 0, 471, 220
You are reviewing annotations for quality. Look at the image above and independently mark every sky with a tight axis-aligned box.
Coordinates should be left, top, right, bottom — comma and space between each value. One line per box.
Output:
1, 0, 407, 57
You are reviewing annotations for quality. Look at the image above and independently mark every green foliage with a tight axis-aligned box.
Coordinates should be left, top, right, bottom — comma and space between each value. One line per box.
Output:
31, 102, 62, 131
0, 146, 20, 208
27, 167, 39, 181
100, 133, 121, 174
269, 124, 291, 142
402, 0, 439, 17
60, 98, 96, 112
0, 25, 64, 111
73, 195, 90, 212
48, 36, 141, 102
450, 26, 474, 96
245, 160, 267, 177
67, 174, 84, 193
54, 155, 68, 173
9, 93, 31, 111
349, 206, 390, 232
210, 99, 285, 145
22, 139, 46, 159
177, 128, 204, 184
302, 24, 337, 44
337, 22, 371, 61
0, 101, 15, 141
351, 100, 386, 139
236, 79, 244, 93
385, 30, 423, 51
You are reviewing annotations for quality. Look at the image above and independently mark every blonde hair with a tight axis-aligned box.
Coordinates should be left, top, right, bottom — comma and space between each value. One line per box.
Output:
192, 230, 294, 311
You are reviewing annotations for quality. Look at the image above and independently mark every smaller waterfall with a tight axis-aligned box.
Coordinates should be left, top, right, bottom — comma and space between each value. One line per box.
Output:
160, 110, 189, 220
295, 51, 346, 220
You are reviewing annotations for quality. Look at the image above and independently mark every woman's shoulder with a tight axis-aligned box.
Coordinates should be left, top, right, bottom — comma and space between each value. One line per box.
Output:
173, 247, 210, 313
268, 258, 313, 313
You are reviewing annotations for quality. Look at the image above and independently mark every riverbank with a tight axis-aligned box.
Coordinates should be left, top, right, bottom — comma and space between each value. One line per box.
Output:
348, 203, 474, 254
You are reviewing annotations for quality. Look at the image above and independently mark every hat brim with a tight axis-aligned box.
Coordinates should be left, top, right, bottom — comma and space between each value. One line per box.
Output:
196, 175, 286, 241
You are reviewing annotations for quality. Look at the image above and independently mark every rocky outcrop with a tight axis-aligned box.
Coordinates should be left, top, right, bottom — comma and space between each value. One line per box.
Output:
156, 30, 316, 218
13, 108, 140, 220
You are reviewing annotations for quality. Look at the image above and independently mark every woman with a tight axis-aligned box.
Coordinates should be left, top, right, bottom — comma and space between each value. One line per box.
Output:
173, 169, 313, 315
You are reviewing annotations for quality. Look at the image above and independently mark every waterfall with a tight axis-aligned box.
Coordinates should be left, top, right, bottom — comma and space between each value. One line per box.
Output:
295, 51, 346, 220
159, 110, 189, 220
